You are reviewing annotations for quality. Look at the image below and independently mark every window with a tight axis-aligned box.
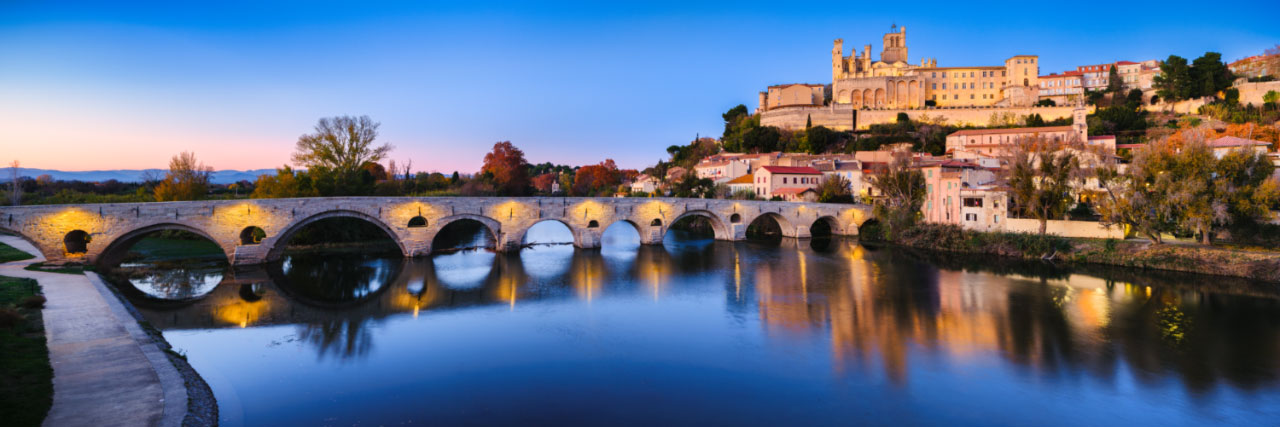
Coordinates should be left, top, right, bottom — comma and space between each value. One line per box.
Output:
932, 83, 937, 89
942, 83, 947, 89
783, 177, 787, 184
965, 213, 977, 221
994, 215, 1000, 223
963, 197, 983, 207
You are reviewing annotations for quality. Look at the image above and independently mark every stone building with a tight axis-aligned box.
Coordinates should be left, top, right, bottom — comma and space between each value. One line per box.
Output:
758, 25, 1043, 113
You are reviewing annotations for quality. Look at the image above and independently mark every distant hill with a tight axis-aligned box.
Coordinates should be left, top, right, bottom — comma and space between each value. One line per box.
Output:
11, 168, 277, 185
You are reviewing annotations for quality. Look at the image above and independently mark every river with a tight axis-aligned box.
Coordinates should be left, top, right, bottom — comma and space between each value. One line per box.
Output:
107, 221, 1280, 426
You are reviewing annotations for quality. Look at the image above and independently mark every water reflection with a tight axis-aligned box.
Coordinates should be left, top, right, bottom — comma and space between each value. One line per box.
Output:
112, 231, 1280, 425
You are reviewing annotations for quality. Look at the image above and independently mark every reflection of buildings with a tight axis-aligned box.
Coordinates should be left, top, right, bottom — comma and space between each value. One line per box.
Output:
752, 240, 1280, 389
129, 239, 1280, 389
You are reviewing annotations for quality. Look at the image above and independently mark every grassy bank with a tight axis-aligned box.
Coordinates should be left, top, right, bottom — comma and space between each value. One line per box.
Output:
0, 275, 53, 427
880, 223, 1280, 282
0, 242, 36, 264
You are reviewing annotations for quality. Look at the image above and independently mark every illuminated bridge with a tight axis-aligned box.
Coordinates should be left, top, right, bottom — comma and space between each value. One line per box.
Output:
0, 197, 872, 265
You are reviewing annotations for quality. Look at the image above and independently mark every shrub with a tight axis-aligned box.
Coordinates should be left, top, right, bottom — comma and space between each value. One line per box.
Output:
21, 295, 46, 309
0, 307, 22, 329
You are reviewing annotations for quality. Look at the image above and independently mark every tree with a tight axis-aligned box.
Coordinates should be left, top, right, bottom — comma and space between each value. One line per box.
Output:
1154, 55, 1194, 102
805, 126, 838, 154
1190, 52, 1233, 98
1264, 90, 1280, 108
154, 152, 213, 201
1035, 99, 1057, 107
293, 115, 391, 173
482, 141, 531, 196
869, 149, 925, 238
573, 160, 621, 196
531, 173, 558, 194
817, 174, 854, 203
252, 166, 315, 199
1005, 139, 1079, 235
1106, 65, 1123, 103
7, 160, 18, 206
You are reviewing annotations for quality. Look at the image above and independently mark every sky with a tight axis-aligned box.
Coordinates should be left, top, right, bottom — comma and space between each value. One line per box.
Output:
2, 0, 1277, 173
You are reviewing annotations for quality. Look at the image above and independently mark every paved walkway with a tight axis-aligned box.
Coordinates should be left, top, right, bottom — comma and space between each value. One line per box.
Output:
0, 236, 185, 427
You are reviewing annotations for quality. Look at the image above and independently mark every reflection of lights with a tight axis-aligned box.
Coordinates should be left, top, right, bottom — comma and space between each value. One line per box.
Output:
733, 251, 741, 301
798, 250, 808, 303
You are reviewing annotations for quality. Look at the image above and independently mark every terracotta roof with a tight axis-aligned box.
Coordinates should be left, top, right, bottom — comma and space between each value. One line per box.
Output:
772, 187, 817, 195
759, 166, 822, 175
726, 174, 754, 184
949, 126, 1074, 137
1208, 136, 1271, 148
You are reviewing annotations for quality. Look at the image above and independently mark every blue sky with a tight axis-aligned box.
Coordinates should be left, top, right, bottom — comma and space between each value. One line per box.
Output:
2, 0, 1277, 172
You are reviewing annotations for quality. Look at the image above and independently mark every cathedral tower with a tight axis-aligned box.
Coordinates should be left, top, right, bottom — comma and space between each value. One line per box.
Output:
881, 25, 908, 64
832, 38, 844, 81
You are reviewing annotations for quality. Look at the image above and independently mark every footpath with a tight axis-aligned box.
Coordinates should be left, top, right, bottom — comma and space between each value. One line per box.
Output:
0, 236, 185, 427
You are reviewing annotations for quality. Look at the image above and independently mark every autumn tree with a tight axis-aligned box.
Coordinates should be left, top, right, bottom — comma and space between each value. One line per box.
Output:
531, 173, 558, 194
154, 151, 214, 201
573, 160, 621, 196
817, 174, 854, 203
869, 149, 926, 238
252, 166, 316, 199
481, 141, 531, 196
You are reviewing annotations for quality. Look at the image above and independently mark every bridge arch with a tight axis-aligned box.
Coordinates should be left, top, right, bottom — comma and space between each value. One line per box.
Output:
665, 209, 730, 240
97, 222, 231, 267
744, 211, 797, 239
514, 218, 582, 247
810, 215, 841, 238
430, 214, 503, 252
266, 209, 407, 262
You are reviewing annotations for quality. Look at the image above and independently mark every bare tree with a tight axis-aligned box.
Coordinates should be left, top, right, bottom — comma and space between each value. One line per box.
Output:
292, 115, 392, 174
8, 160, 19, 206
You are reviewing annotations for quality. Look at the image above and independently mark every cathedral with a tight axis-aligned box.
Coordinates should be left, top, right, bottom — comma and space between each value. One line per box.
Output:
759, 26, 1042, 113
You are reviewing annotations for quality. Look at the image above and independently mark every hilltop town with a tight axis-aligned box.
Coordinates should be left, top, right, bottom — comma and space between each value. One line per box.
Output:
628, 26, 1280, 246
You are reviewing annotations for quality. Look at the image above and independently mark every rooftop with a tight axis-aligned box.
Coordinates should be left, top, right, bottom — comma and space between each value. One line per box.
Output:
949, 126, 1074, 137
759, 166, 822, 175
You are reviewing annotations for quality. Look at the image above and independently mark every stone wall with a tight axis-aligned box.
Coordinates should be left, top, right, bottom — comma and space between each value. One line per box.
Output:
1004, 218, 1126, 239
760, 105, 1082, 131
1235, 80, 1280, 106
0, 197, 872, 266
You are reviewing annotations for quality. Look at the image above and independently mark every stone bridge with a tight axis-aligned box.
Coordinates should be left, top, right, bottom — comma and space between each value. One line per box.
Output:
0, 197, 872, 266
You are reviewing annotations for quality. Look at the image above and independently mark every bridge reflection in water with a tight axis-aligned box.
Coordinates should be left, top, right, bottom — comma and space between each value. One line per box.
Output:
108, 230, 1280, 425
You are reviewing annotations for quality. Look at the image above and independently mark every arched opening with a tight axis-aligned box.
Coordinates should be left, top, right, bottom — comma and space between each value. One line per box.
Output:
522, 220, 574, 246
432, 218, 497, 253
666, 214, 717, 242
810, 217, 838, 238
240, 226, 266, 245
857, 219, 885, 242
97, 225, 229, 301
600, 220, 641, 255
809, 217, 838, 252
277, 216, 400, 257
239, 283, 266, 302
730, 213, 742, 223
520, 221, 574, 278
63, 230, 91, 255
650, 218, 662, 227
407, 216, 428, 228
587, 220, 600, 228
745, 214, 785, 244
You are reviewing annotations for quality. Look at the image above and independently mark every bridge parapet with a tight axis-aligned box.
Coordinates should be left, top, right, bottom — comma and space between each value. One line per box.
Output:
0, 197, 871, 266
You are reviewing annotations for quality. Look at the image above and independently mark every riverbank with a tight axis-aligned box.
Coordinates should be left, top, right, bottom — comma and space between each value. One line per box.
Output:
0, 237, 216, 426
0, 273, 52, 427
879, 224, 1280, 283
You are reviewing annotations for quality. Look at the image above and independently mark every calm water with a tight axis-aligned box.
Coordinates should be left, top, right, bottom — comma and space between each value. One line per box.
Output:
110, 223, 1280, 426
